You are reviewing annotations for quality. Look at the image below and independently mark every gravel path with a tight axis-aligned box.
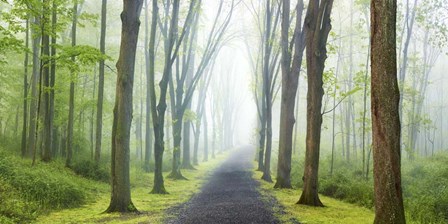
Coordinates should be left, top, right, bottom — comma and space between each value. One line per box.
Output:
166, 145, 282, 224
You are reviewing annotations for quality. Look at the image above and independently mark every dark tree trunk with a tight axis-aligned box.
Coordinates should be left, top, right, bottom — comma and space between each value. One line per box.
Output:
106, 0, 143, 213
49, 1, 57, 160
66, 1, 78, 168
370, 0, 406, 222
28, 16, 41, 160
144, 0, 153, 172
261, 0, 273, 182
42, 0, 52, 162
91, 68, 97, 160
21, 18, 30, 158
95, 0, 107, 164
298, 0, 334, 207
148, 0, 170, 194
275, 0, 305, 189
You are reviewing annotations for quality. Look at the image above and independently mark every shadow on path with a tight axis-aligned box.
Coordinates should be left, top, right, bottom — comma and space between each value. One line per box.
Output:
166, 145, 281, 224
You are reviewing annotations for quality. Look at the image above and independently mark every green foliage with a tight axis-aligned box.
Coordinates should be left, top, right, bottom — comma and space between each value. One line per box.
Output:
256, 171, 375, 224
402, 154, 448, 223
184, 109, 198, 122
56, 44, 110, 73
290, 153, 448, 223
0, 177, 37, 223
319, 173, 374, 208
417, 0, 448, 49
0, 153, 85, 210
0, 148, 106, 223
71, 159, 110, 182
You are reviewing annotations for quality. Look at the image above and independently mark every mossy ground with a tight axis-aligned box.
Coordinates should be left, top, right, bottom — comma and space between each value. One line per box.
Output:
35, 152, 229, 224
253, 169, 375, 224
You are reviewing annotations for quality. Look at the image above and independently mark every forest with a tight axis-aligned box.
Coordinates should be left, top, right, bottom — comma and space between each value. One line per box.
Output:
0, 0, 447, 223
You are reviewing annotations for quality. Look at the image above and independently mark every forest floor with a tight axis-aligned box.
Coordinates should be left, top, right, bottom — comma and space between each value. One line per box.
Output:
36, 152, 231, 224
165, 145, 290, 224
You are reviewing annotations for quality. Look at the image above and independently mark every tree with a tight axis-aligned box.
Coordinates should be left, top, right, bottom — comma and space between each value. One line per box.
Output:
106, 0, 143, 213
49, 0, 58, 158
297, 0, 334, 206
370, 0, 406, 222
66, 0, 78, 167
95, 0, 107, 164
261, 0, 282, 182
28, 10, 41, 161
167, 0, 234, 178
143, 0, 152, 172
147, 0, 168, 194
42, 0, 52, 162
275, 0, 306, 189
21, 18, 29, 158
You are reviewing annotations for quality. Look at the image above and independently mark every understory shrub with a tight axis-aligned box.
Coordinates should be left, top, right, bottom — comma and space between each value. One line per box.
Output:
72, 159, 110, 182
0, 149, 98, 222
289, 153, 448, 223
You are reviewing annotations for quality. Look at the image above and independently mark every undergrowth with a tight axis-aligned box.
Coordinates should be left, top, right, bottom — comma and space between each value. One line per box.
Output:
0, 148, 107, 223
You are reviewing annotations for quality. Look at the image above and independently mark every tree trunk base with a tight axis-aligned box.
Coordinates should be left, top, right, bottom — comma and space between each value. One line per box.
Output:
261, 173, 273, 182
105, 202, 139, 213
297, 194, 324, 207
274, 180, 292, 189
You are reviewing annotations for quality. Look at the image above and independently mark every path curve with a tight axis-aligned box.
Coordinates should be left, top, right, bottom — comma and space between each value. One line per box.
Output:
166, 145, 281, 224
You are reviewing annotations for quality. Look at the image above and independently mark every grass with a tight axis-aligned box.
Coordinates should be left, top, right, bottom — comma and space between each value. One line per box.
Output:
253, 169, 375, 224
0, 149, 107, 223
36, 151, 230, 224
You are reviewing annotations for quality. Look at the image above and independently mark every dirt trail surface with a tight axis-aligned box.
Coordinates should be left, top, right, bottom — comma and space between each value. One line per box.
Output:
166, 146, 282, 224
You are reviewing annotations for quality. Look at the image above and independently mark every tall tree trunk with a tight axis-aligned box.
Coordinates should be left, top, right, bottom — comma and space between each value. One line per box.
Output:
261, 0, 273, 182
148, 0, 170, 194
42, 0, 52, 162
28, 16, 41, 160
21, 18, 30, 158
95, 0, 107, 164
90, 68, 96, 160
258, 99, 266, 171
362, 9, 370, 178
144, 0, 153, 172
297, 0, 334, 207
275, 0, 305, 189
398, 0, 418, 154
345, 0, 355, 163
49, 0, 57, 160
330, 24, 343, 175
66, 1, 78, 168
105, 0, 143, 213
203, 108, 208, 162
370, 0, 406, 222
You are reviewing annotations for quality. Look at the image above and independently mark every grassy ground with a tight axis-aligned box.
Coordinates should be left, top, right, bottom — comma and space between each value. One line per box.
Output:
35, 152, 230, 224
253, 170, 375, 224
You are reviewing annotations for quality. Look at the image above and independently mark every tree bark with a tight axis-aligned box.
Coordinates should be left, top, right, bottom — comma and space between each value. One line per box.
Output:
370, 0, 406, 222
148, 0, 168, 194
275, 0, 305, 189
66, 1, 78, 168
144, 0, 153, 172
28, 16, 41, 160
21, 18, 30, 158
106, 0, 143, 213
95, 0, 107, 164
42, 0, 52, 162
261, 0, 274, 182
297, 0, 334, 207
49, 1, 57, 159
